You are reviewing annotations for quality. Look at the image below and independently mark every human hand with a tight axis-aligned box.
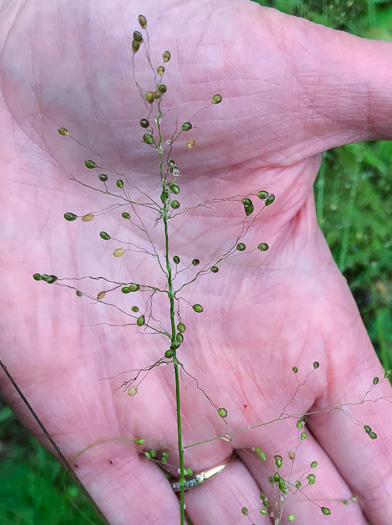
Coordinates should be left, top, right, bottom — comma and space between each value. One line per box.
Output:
1, 1, 392, 524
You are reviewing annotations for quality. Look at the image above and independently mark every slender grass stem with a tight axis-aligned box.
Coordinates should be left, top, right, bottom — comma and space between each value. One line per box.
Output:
156, 99, 185, 523
316, 153, 326, 225
163, 201, 185, 524
367, 0, 376, 26
338, 168, 359, 271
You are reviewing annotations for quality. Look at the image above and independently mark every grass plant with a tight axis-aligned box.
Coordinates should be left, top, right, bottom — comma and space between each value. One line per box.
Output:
1, 1, 392, 524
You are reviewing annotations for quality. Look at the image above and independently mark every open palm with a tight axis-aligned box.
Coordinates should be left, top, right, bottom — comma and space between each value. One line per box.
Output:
1, 1, 392, 524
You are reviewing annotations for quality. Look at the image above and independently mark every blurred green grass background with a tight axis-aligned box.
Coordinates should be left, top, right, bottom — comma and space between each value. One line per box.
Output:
1, 0, 392, 523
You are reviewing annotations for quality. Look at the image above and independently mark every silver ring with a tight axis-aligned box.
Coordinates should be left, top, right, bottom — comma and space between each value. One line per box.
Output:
171, 453, 236, 492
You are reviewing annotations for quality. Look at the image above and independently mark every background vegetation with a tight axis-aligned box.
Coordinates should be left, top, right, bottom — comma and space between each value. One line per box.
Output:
1, 0, 391, 522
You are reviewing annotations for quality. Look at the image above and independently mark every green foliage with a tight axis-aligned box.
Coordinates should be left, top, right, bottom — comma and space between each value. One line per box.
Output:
0, 400, 105, 525
251, 0, 392, 37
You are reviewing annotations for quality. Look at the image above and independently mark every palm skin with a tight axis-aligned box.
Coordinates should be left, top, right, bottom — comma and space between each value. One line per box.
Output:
1, 1, 392, 524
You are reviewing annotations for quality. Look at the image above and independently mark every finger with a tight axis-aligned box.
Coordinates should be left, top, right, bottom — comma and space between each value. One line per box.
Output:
184, 458, 272, 524
212, 1, 392, 159
71, 439, 182, 525
275, 10, 392, 147
238, 427, 368, 524
308, 277, 392, 525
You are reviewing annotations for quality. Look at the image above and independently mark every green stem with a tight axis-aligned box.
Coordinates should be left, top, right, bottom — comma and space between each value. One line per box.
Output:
367, 0, 376, 26
316, 153, 326, 226
0, 359, 110, 525
277, 497, 285, 524
156, 102, 185, 524
338, 168, 359, 272
163, 198, 185, 524
174, 361, 185, 521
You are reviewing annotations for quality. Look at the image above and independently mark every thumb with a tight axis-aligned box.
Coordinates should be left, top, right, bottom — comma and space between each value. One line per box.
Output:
260, 6, 392, 150
164, 0, 392, 165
